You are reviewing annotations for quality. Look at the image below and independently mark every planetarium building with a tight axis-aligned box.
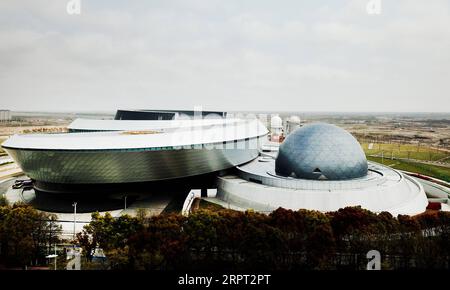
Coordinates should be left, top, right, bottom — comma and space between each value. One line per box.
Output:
2, 110, 268, 192
214, 123, 428, 216
1, 111, 428, 216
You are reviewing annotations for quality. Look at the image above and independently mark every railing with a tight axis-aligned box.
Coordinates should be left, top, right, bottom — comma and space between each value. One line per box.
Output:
182, 189, 201, 216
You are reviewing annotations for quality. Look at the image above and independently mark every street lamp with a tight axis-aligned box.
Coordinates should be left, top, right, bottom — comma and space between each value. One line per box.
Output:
72, 202, 77, 241
45, 244, 58, 270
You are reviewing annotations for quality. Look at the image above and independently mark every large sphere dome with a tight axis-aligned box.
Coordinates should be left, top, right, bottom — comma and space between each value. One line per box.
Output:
275, 123, 368, 180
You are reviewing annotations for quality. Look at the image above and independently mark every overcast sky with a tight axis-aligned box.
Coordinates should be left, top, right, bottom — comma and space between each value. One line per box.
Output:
0, 0, 449, 112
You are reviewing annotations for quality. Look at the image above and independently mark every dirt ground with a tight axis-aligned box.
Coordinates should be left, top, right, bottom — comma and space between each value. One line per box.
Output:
0, 125, 69, 138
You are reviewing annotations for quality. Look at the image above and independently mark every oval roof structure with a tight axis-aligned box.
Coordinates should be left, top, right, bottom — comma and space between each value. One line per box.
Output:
3, 118, 268, 151
68, 118, 240, 132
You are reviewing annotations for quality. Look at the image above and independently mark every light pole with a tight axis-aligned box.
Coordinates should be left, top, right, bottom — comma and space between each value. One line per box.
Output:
72, 202, 77, 241
54, 244, 57, 270
46, 244, 57, 270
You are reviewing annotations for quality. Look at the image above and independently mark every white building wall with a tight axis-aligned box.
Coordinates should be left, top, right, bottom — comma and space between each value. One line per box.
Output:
0, 110, 11, 122
216, 172, 428, 216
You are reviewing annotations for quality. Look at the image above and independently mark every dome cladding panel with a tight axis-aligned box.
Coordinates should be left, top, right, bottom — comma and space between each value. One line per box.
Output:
275, 123, 368, 180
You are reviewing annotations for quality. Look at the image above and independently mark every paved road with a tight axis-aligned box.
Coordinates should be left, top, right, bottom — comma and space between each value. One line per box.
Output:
66, 252, 81, 270
0, 178, 16, 196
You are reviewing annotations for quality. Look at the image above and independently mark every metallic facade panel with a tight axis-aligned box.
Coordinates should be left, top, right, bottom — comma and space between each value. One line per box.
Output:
5, 138, 261, 184
275, 123, 368, 180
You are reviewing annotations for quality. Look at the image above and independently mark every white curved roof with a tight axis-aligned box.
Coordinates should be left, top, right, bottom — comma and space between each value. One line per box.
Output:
3, 118, 268, 151
217, 160, 428, 216
68, 118, 240, 132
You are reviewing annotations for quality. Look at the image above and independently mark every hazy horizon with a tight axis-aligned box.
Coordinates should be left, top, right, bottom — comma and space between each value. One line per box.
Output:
9, 109, 450, 117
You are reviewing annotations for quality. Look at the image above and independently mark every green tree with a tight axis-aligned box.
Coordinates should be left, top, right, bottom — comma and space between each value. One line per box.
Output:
0, 195, 7, 206
0, 203, 60, 268
77, 212, 144, 268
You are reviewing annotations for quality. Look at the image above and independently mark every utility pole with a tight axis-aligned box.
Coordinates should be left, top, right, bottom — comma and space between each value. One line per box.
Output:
45, 244, 58, 270
54, 244, 57, 270
72, 202, 77, 241
124, 195, 127, 210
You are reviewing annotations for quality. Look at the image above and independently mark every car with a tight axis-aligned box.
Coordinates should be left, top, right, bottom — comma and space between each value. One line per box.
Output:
14, 179, 27, 185
12, 180, 33, 189
14, 179, 31, 185
12, 183, 24, 189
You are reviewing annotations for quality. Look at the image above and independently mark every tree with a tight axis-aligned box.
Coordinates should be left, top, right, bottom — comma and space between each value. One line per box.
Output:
72, 206, 450, 270
0, 195, 7, 206
412, 211, 450, 269
128, 213, 188, 270
77, 211, 144, 266
0, 203, 60, 268
76, 229, 96, 262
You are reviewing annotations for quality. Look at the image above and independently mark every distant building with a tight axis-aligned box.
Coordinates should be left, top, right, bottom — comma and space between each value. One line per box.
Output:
115, 109, 226, 121
0, 110, 11, 122
270, 115, 284, 142
285, 115, 301, 135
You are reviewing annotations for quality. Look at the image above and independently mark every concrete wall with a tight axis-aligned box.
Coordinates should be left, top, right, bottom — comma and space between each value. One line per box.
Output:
216, 172, 428, 216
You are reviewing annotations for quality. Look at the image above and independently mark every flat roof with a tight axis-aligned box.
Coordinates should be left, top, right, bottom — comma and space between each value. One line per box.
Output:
236, 158, 405, 191
68, 118, 240, 131
3, 118, 268, 151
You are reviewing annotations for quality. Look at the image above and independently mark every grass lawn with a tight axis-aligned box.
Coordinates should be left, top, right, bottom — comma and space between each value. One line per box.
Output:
367, 156, 450, 182
361, 142, 449, 162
